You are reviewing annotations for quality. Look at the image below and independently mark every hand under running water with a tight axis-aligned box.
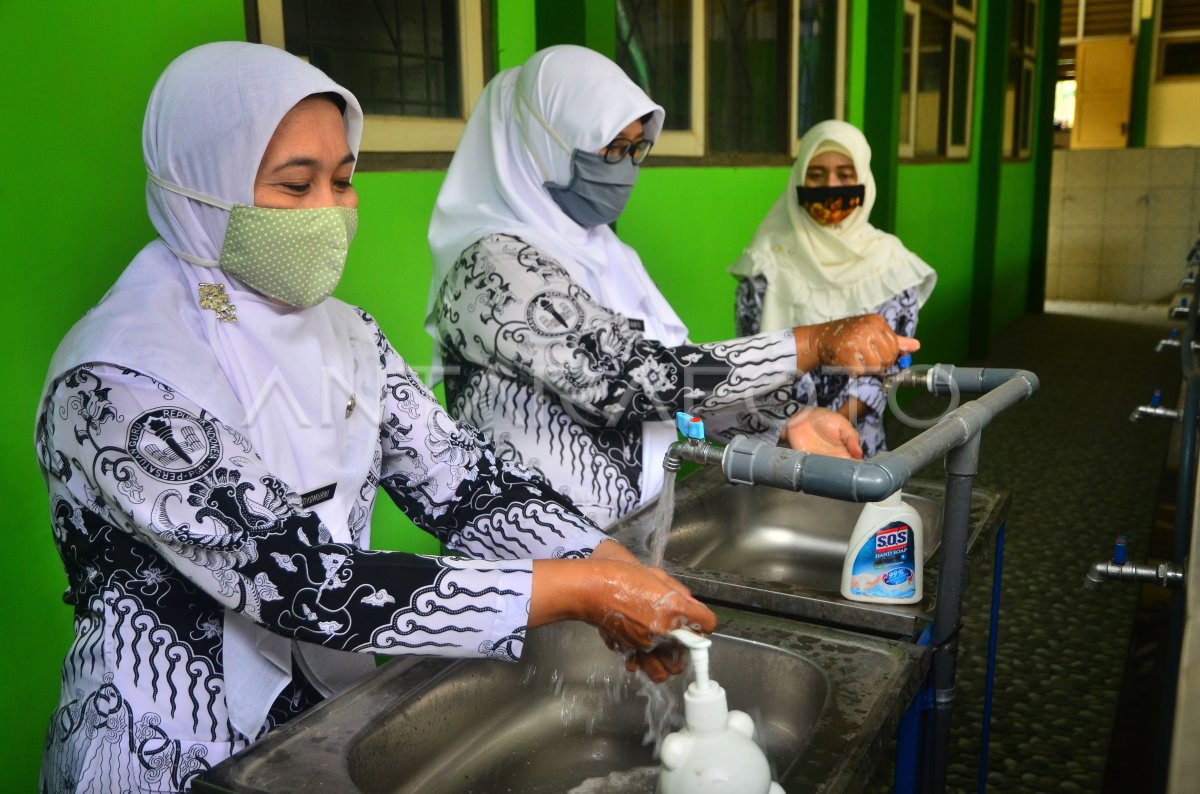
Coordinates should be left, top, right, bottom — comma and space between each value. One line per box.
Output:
529, 540, 717, 683
783, 406, 864, 460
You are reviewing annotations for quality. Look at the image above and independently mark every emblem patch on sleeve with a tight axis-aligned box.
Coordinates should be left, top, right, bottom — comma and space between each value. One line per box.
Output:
127, 408, 222, 482
526, 290, 584, 336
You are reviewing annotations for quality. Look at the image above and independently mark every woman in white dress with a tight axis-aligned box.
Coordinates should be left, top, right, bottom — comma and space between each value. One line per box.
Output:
37, 42, 714, 793
730, 120, 937, 457
426, 46, 918, 528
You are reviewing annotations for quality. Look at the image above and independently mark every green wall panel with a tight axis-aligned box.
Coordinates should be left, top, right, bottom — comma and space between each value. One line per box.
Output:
0, 4, 248, 788
617, 167, 792, 343
895, 164, 981, 366
993, 162, 1036, 335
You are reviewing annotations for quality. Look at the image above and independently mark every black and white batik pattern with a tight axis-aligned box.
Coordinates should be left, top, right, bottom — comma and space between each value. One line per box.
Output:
735, 275, 919, 458
433, 234, 802, 527
37, 310, 607, 793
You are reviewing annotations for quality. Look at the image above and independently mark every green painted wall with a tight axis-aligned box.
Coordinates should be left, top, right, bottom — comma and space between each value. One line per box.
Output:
993, 163, 1037, 334
896, 163, 982, 364
619, 167, 791, 342
1, 4, 248, 788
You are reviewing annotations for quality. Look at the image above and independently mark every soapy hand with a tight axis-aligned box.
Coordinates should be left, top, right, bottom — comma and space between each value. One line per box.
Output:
783, 406, 863, 460
795, 313, 919, 376
529, 557, 717, 683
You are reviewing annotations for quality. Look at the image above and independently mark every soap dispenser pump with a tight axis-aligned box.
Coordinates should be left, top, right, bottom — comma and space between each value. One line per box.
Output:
657, 630, 784, 794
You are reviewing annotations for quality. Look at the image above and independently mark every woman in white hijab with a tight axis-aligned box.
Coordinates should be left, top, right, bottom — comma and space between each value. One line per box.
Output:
36, 42, 714, 792
730, 120, 937, 457
427, 46, 917, 528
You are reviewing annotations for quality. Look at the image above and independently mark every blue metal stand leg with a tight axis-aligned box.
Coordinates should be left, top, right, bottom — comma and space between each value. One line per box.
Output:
895, 626, 934, 794
978, 521, 1006, 792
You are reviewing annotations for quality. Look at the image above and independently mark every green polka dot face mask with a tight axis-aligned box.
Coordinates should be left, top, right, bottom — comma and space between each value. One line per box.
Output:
148, 171, 357, 308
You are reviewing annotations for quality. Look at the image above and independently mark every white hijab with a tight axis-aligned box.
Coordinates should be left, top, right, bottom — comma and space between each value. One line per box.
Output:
426, 45, 688, 509
426, 44, 686, 362
41, 41, 378, 740
729, 120, 936, 329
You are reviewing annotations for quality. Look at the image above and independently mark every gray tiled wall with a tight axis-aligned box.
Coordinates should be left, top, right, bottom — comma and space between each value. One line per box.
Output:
1046, 147, 1200, 302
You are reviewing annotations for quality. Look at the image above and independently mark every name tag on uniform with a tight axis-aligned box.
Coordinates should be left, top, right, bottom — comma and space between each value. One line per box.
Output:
300, 483, 337, 508
628, 319, 645, 331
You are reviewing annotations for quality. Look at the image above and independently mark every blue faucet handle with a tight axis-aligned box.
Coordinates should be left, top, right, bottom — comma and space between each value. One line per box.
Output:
897, 353, 912, 369
1151, 389, 1163, 408
1171, 329, 1180, 340
1113, 535, 1129, 565
675, 411, 705, 439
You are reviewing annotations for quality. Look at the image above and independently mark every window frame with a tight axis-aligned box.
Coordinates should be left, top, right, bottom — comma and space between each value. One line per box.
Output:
900, 0, 977, 162
945, 20, 976, 159
630, 0, 847, 164
252, 0, 489, 156
899, 1, 921, 159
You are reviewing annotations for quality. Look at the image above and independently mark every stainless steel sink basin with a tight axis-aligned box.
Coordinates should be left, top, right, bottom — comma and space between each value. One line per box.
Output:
195, 608, 927, 794
662, 476, 944, 592
610, 468, 1010, 637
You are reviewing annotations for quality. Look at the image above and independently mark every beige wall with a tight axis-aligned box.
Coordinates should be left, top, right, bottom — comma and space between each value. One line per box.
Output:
1046, 148, 1200, 302
1147, 82, 1200, 147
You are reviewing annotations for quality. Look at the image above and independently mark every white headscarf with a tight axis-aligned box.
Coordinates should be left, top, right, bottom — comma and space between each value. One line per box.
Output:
729, 120, 936, 329
41, 41, 378, 740
426, 44, 687, 368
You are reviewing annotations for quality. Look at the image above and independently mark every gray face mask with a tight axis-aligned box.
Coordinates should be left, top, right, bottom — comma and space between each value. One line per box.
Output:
545, 150, 638, 228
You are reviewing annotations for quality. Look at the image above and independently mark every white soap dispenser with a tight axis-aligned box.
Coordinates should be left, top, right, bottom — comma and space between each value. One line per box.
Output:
657, 629, 784, 794
840, 489, 924, 604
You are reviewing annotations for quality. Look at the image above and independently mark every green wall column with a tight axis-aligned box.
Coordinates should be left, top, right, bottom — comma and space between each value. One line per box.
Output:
584, 0, 618, 57
536, 0, 586, 49
1026, 0, 1062, 314
860, 0, 903, 233
968, 0, 1011, 358
495, 0, 539, 69
1129, 14, 1155, 148
534, 0, 615, 56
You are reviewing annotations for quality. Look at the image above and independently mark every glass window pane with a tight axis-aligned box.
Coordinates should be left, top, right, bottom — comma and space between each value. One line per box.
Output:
900, 11, 915, 148
707, 0, 789, 154
1019, 60, 1034, 152
281, 0, 461, 118
616, 0, 693, 131
949, 31, 972, 148
914, 13, 949, 156
1004, 58, 1018, 156
1024, 0, 1037, 51
795, 0, 840, 137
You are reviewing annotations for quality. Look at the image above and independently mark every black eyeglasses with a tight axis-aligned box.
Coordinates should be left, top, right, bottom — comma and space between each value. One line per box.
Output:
602, 137, 654, 165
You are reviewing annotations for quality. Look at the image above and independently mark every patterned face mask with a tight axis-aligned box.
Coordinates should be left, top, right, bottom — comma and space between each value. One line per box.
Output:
795, 184, 866, 226
148, 172, 357, 308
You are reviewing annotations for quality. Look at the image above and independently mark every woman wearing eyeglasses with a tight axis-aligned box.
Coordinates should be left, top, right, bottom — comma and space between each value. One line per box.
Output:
426, 46, 918, 529
730, 121, 937, 458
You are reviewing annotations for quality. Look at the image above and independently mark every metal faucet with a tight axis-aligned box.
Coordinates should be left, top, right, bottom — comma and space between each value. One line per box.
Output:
1181, 272, 1195, 289
1170, 298, 1190, 320
665, 413, 724, 473
1130, 389, 1181, 422
1083, 536, 1187, 591
1156, 330, 1182, 353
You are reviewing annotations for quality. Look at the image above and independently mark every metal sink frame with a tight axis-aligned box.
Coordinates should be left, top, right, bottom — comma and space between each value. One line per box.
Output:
194, 607, 926, 794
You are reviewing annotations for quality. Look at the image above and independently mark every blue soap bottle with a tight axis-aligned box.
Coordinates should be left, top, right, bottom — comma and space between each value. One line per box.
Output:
840, 490, 924, 604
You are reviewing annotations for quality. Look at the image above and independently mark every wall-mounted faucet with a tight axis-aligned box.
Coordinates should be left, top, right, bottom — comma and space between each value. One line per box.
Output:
1170, 298, 1190, 321
1181, 272, 1196, 290
1130, 389, 1181, 422
1083, 535, 1186, 591
1157, 330, 1182, 353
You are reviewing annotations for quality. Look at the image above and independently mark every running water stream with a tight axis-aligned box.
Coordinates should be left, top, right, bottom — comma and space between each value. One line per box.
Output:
646, 470, 677, 569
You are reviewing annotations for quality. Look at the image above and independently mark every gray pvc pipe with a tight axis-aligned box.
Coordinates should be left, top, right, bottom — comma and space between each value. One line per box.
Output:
720, 367, 1038, 501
